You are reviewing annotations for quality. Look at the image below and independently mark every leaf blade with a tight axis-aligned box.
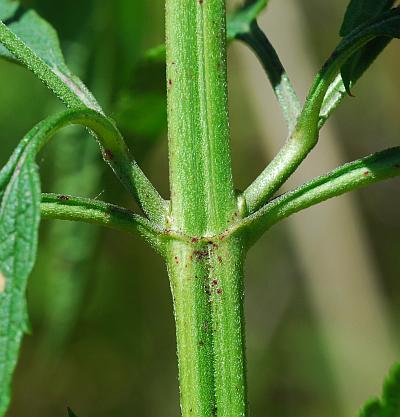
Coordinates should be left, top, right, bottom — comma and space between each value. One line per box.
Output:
0, 1, 102, 112
339, 0, 396, 93
0, 144, 41, 415
340, 0, 395, 36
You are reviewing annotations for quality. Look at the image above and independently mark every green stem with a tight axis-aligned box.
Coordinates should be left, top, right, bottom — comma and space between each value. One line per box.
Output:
165, 0, 247, 416
166, 0, 236, 235
166, 237, 246, 417
238, 147, 400, 245
40, 193, 164, 253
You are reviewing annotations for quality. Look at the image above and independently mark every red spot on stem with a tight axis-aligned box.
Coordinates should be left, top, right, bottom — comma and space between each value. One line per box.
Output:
104, 149, 113, 160
57, 195, 70, 201
193, 250, 208, 260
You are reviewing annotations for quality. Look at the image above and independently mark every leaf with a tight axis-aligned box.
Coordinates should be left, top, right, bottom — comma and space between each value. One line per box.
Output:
340, 0, 395, 36
0, 0, 102, 112
339, 0, 396, 93
0, 137, 41, 415
327, 8, 400, 91
358, 363, 400, 417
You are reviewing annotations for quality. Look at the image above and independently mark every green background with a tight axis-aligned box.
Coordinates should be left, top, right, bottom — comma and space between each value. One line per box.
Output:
0, 0, 399, 416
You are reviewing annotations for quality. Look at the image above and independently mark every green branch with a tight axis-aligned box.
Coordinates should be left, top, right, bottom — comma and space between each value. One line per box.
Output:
237, 147, 400, 246
16, 109, 166, 223
243, 8, 400, 214
0, 16, 166, 223
41, 194, 164, 254
235, 21, 300, 133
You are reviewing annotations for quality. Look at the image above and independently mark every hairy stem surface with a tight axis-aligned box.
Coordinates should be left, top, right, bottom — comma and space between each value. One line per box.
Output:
239, 147, 400, 245
165, 0, 247, 416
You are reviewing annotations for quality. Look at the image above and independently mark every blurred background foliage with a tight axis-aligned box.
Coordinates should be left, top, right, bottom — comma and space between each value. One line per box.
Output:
0, 0, 399, 416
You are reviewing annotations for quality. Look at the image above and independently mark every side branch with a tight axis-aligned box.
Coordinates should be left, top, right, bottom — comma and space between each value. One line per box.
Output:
237, 147, 400, 246
41, 193, 165, 254
236, 21, 300, 133
29, 109, 166, 224
0, 22, 166, 224
243, 9, 400, 214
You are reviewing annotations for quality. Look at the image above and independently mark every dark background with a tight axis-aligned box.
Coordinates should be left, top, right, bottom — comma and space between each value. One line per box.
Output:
0, 1, 399, 416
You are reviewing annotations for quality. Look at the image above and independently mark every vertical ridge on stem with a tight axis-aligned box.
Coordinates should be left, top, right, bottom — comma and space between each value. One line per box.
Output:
166, 0, 236, 236
166, 0, 247, 416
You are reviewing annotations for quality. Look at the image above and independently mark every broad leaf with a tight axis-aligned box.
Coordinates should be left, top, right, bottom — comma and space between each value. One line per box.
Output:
358, 363, 400, 417
0, 137, 41, 415
339, 0, 396, 93
0, 0, 102, 112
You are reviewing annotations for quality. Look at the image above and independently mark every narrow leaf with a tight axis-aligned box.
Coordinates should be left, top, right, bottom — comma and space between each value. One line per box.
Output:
0, 140, 41, 415
0, 0, 102, 112
339, 0, 396, 93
